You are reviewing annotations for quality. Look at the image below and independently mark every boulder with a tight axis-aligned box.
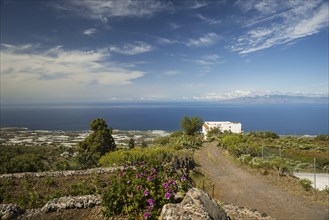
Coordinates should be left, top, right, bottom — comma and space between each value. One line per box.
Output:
160, 188, 227, 220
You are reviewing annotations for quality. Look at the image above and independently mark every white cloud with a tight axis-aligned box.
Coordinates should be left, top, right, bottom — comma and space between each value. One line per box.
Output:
231, 0, 328, 54
109, 41, 153, 55
186, 33, 219, 47
196, 14, 221, 25
83, 28, 97, 36
157, 37, 178, 45
192, 90, 329, 101
189, 0, 210, 9
198, 54, 221, 65
184, 54, 222, 65
55, 0, 173, 22
193, 90, 253, 101
0, 43, 145, 102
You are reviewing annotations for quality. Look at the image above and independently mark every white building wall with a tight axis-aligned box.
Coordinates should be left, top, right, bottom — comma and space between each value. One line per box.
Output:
202, 121, 242, 139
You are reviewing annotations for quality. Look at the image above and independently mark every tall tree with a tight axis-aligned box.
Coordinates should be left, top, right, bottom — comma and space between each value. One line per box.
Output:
180, 116, 203, 135
77, 118, 116, 168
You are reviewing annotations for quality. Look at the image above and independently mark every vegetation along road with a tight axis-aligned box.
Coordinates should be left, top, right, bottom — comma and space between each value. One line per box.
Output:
196, 142, 329, 220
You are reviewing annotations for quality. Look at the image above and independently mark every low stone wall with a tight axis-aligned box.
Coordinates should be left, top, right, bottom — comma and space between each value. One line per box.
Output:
0, 204, 25, 220
0, 167, 122, 179
41, 195, 101, 212
0, 195, 102, 220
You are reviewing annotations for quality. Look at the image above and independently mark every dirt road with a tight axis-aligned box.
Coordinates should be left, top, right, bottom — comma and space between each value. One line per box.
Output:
195, 142, 329, 220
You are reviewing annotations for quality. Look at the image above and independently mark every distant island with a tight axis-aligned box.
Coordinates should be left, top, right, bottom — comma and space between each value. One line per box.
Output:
218, 95, 328, 104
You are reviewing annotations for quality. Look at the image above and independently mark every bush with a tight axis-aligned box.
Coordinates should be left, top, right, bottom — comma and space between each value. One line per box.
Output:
153, 136, 171, 146
249, 157, 271, 169
173, 135, 203, 149
299, 178, 313, 191
271, 157, 291, 176
323, 186, 329, 194
99, 146, 181, 167
17, 191, 43, 209
102, 162, 190, 219
9, 154, 45, 173
314, 134, 329, 142
238, 154, 252, 165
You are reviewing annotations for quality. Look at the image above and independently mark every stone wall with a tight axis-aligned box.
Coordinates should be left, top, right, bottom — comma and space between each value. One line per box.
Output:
0, 195, 102, 220
0, 167, 122, 179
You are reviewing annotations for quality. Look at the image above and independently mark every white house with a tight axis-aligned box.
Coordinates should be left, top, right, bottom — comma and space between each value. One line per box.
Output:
202, 121, 242, 139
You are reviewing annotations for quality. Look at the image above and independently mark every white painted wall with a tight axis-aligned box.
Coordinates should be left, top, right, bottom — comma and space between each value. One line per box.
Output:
202, 121, 242, 139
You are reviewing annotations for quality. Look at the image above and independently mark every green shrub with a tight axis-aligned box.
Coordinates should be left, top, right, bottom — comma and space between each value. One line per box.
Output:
323, 186, 329, 194
271, 157, 291, 176
153, 136, 171, 146
99, 146, 184, 167
314, 134, 329, 142
102, 162, 190, 219
249, 157, 271, 169
299, 178, 312, 191
173, 135, 202, 149
17, 191, 43, 209
9, 154, 45, 173
238, 154, 252, 165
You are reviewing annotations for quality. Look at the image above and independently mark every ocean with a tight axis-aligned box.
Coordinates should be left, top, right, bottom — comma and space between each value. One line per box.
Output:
0, 103, 328, 135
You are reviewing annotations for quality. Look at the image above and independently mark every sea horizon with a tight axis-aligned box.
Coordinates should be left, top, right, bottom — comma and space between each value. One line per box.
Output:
1, 102, 328, 135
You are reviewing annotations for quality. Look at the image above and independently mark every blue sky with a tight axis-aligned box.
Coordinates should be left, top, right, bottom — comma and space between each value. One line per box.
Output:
1, 0, 328, 104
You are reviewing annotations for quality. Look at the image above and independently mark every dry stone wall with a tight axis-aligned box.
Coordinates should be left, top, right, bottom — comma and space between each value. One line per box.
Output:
0, 167, 122, 179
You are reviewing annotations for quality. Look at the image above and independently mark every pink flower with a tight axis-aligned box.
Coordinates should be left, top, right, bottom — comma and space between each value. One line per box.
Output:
147, 198, 154, 207
136, 185, 142, 190
163, 182, 169, 188
181, 176, 186, 181
151, 168, 157, 173
136, 173, 141, 178
147, 176, 153, 181
171, 180, 177, 185
144, 190, 149, 196
165, 192, 171, 200
144, 212, 150, 219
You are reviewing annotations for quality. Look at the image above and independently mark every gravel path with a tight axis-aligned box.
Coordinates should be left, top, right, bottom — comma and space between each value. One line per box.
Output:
195, 142, 329, 220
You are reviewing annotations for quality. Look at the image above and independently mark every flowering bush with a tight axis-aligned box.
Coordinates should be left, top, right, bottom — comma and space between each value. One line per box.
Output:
102, 161, 190, 219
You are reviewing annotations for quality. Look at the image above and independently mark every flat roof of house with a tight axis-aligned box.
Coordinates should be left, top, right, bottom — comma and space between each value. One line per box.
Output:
204, 121, 241, 124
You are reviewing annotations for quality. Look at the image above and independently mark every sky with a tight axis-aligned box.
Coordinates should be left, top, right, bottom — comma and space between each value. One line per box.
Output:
1, 0, 328, 104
